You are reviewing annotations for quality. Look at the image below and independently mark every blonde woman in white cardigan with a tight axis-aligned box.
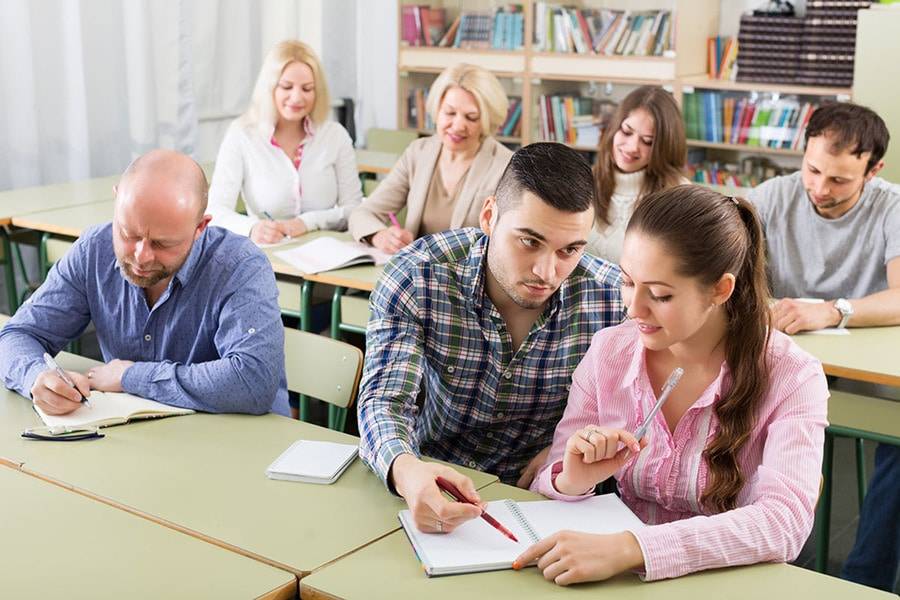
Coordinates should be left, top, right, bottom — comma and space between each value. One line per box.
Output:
209, 40, 362, 245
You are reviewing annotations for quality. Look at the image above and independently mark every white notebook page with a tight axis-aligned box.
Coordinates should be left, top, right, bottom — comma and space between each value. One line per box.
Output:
267, 440, 359, 480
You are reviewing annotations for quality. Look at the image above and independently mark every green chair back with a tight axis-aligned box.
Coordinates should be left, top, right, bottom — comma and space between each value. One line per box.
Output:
365, 128, 418, 154
283, 327, 363, 431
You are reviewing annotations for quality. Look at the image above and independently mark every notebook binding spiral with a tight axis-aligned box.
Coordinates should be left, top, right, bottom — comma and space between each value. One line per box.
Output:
503, 499, 540, 544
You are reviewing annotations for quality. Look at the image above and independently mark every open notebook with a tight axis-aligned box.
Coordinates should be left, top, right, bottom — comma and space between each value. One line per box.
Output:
399, 494, 645, 576
274, 237, 391, 274
33, 391, 194, 434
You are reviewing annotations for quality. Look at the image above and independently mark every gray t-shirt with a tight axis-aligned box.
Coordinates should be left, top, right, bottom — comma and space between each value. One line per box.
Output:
748, 171, 900, 299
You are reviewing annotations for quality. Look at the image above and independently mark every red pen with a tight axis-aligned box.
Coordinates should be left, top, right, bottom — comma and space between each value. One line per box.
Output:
435, 476, 519, 543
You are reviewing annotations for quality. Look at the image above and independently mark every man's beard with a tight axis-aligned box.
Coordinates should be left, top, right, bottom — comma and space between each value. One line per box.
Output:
117, 258, 170, 288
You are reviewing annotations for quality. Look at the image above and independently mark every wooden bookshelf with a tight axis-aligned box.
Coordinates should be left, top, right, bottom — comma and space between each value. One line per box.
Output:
686, 140, 804, 157
680, 75, 852, 99
397, 0, 719, 150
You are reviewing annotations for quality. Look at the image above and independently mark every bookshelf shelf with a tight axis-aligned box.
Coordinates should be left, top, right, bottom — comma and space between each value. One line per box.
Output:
531, 53, 677, 81
399, 47, 526, 72
686, 140, 804, 157
680, 76, 852, 98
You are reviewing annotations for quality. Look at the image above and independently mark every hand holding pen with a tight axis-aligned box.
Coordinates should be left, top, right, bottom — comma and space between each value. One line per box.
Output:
553, 367, 684, 496
30, 352, 93, 416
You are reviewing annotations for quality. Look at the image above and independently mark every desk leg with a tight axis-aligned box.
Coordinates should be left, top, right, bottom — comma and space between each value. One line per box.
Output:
328, 286, 348, 431
1, 227, 18, 314
297, 281, 315, 421
815, 432, 834, 572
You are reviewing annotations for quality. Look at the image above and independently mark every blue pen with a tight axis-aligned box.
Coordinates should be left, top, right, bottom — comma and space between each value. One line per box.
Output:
262, 211, 291, 240
42, 352, 92, 408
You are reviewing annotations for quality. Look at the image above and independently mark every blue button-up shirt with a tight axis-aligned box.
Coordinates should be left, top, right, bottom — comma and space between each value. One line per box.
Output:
358, 228, 623, 486
0, 223, 288, 415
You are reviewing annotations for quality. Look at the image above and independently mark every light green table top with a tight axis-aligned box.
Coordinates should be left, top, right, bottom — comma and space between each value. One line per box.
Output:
0, 175, 119, 225
301, 481, 893, 600
0, 370, 496, 576
0, 467, 296, 599
793, 326, 900, 387
11, 198, 113, 237
355, 149, 398, 175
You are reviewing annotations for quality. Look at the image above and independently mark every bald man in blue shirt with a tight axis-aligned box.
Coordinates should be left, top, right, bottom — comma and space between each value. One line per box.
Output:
0, 149, 288, 416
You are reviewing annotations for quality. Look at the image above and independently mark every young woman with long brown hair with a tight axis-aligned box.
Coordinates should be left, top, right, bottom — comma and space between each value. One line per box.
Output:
587, 85, 687, 262
519, 185, 828, 584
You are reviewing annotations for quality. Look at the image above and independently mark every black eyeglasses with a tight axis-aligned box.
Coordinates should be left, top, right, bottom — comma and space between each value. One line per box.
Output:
21, 426, 105, 442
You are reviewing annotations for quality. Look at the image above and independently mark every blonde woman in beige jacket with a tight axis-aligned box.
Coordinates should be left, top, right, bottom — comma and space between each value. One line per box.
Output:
349, 63, 513, 253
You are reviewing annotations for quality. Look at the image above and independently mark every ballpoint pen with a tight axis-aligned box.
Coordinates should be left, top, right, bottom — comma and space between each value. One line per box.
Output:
262, 211, 291, 241
633, 367, 683, 441
42, 352, 92, 408
436, 476, 519, 543
389, 212, 401, 228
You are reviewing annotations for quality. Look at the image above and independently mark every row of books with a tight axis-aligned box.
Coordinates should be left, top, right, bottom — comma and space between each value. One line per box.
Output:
536, 95, 617, 147
405, 89, 522, 137
683, 91, 819, 150
400, 6, 524, 50
707, 36, 738, 80
687, 157, 790, 188
533, 4, 672, 56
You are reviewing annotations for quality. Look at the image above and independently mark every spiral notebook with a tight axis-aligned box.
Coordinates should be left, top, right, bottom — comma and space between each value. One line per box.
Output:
399, 493, 645, 576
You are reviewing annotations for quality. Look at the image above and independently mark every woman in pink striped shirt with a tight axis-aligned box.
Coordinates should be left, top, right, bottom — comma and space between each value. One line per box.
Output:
518, 185, 828, 584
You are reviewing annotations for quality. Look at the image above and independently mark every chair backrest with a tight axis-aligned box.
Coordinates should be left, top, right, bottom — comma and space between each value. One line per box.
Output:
283, 328, 363, 410
365, 128, 418, 154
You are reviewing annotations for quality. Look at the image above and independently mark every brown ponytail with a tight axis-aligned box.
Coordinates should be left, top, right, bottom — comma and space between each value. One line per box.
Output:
626, 185, 772, 512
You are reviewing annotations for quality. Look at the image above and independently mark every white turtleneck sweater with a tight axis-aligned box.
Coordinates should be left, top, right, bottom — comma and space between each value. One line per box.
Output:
586, 169, 646, 264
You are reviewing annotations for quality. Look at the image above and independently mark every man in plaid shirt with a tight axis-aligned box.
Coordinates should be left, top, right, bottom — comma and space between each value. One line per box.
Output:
358, 143, 623, 533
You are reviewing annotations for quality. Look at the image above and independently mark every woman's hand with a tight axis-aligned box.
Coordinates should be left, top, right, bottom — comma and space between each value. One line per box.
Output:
283, 218, 308, 238
250, 220, 287, 244
554, 426, 646, 496
513, 531, 645, 585
371, 226, 414, 254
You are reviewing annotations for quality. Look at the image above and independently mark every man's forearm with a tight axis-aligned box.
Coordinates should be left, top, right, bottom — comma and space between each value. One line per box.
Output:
121, 354, 279, 414
844, 287, 900, 327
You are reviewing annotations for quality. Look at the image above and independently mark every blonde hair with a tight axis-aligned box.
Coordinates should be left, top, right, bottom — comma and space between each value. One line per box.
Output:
242, 40, 331, 127
426, 63, 508, 138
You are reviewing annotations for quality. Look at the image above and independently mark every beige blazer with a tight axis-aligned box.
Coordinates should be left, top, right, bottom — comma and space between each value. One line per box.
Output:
349, 135, 513, 242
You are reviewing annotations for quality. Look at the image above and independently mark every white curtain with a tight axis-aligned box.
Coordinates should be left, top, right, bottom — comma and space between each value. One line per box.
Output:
0, 0, 199, 190
353, 0, 398, 145
0, 0, 303, 191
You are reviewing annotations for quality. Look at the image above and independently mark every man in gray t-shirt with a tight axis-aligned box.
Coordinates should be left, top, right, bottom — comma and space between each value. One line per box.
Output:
750, 102, 899, 593
749, 105, 900, 335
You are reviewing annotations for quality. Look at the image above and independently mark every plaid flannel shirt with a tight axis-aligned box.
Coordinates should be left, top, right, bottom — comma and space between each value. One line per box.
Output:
357, 228, 623, 487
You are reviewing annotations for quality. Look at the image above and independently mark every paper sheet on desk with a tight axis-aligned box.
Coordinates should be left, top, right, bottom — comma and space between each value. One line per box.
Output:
805, 328, 850, 335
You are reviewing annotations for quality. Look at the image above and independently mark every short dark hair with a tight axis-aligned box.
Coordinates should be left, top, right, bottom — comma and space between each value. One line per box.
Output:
805, 102, 889, 173
494, 142, 594, 213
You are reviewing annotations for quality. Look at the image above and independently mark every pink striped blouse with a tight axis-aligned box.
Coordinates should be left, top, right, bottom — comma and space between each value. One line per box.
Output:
531, 320, 828, 581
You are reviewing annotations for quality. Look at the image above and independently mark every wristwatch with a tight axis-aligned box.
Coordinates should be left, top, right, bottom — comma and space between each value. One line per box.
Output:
833, 298, 854, 328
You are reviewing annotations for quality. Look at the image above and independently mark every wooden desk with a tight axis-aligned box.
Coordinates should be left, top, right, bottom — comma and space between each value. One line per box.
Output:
10, 198, 114, 237
1, 467, 296, 599
0, 380, 497, 577
0, 175, 119, 224
793, 326, 900, 387
301, 482, 893, 600
355, 149, 399, 175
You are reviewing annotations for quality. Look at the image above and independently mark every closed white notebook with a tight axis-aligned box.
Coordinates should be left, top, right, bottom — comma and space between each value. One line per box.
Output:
33, 391, 194, 433
274, 237, 391, 274
265, 439, 358, 484
399, 494, 645, 576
